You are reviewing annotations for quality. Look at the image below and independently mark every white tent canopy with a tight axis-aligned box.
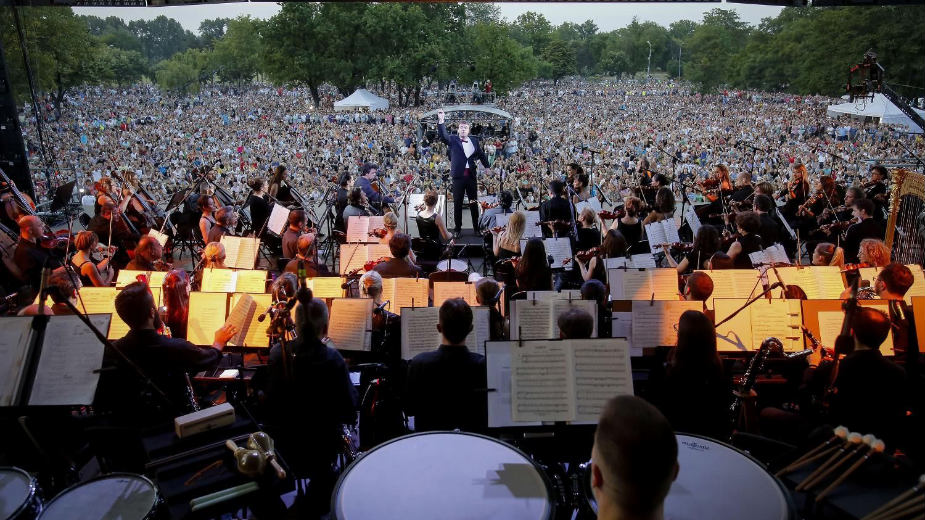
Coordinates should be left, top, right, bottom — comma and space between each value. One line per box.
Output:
826, 93, 924, 133
333, 89, 389, 112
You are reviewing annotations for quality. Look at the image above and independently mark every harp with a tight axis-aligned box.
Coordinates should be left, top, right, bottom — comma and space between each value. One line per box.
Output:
884, 168, 925, 266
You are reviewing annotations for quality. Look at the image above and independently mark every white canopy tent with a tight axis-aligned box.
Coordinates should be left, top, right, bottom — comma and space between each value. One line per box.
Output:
333, 89, 389, 112
826, 93, 924, 133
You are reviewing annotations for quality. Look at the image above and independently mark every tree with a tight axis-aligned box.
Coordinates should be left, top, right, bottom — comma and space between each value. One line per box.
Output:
543, 38, 577, 83
460, 22, 536, 94
510, 12, 552, 57
211, 16, 261, 83
128, 15, 200, 64
199, 18, 230, 48
684, 9, 750, 90
259, 3, 327, 106
154, 48, 211, 94
101, 46, 149, 86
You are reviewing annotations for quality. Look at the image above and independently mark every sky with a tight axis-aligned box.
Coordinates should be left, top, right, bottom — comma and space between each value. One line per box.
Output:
72, 1, 785, 34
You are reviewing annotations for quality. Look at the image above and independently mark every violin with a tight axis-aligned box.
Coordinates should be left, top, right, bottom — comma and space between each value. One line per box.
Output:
841, 262, 870, 272
480, 201, 499, 210
414, 203, 426, 212
364, 256, 390, 272
657, 242, 694, 252
598, 209, 625, 221
368, 227, 388, 239
536, 219, 571, 230
819, 217, 857, 235
497, 257, 520, 268
490, 225, 506, 234
0, 168, 37, 222
574, 247, 600, 263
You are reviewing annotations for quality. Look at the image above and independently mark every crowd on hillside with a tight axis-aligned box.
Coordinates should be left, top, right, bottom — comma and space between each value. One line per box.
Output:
17, 78, 925, 208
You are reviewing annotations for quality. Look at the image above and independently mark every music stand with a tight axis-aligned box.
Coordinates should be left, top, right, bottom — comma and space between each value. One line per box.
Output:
165, 190, 188, 213
50, 180, 76, 213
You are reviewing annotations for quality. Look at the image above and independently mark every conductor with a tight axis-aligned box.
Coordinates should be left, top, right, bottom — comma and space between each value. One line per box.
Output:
437, 109, 492, 236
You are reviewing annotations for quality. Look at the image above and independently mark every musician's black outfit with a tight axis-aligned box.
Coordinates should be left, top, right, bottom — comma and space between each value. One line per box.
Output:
644, 360, 731, 440
405, 344, 487, 432
335, 186, 350, 232
757, 212, 781, 249
88, 213, 139, 269
865, 180, 888, 220
264, 334, 357, 514
373, 257, 422, 279
247, 193, 270, 237
13, 238, 55, 291
733, 233, 763, 269
842, 217, 884, 264
575, 227, 602, 253
539, 196, 573, 238
415, 213, 445, 263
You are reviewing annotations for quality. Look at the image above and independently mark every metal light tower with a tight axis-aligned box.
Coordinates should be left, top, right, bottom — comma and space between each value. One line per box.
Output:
678, 42, 683, 78
646, 40, 652, 78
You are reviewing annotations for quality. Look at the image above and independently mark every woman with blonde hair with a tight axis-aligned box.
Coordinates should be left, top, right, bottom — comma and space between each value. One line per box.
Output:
70, 231, 114, 287
202, 241, 227, 269
492, 210, 526, 260
382, 211, 415, 263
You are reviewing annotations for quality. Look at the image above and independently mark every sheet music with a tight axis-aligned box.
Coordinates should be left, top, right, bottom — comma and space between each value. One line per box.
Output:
631, 300, 701, 348
818, 306, 893, 357
235, 270, 267, 293
523, 211, 543, 238
645, 221, 668, 254
485, 341, 542, 428
618, 269, 679, 301
29, 314, 110, 406
684, 204, 702, 237
308, 277, 345, 299
775, 266, 844, 300
267, 203, 290, 235
230, 293, 272, 347
699, 270, 762, 306
339, 244, 368, 275
433, 282, 478, 308
552, 299, 598, 338
510, 299, 554, 340
0, 317, 34, 406
544, 237, 573, 271
573, 338, 633, 423
225, 293, 256, 346
219, 235, 259, 269
187, 292, 228, 346
511, 341, 574, 422
713, 299, 754, 352
328, 298, 372, 351
368, 243, 393, 260
751, 299, 803, 352
384, 278, 429, 316
465, 307, 490, 357
346, 216, 371, 243
814, 267, 847, 299
631, 253, 657, 268
604, 257, 630, 270
147, 229, 169, 248
400, 306, 440, 359
525, 290, 582, 301
115, 270, 167, 288
201, 268, 237, 293
575, 198, 602, 215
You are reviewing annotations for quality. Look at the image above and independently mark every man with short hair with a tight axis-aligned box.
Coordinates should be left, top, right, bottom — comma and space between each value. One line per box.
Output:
284, 233, 324, 276
125, 236, 163, 271
477, 190, 514, 233
683, 271, 714, 302
373, 233, 421, 278
207, 205, 237, 243
405, 298, 487, 432
96, 282, 236, 417
282, 209, 306, 259
540, 179, 573, 238
558, 307, 594, 339
843, 198, 883, 263
13, 215, 56, 290
437, 110, 491, 236
591, 395, 679, 520
752, 194, 781, 249
356, 163, 394, 214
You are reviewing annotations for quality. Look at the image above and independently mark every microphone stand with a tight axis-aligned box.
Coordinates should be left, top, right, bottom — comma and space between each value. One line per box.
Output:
715, 282, 784, 328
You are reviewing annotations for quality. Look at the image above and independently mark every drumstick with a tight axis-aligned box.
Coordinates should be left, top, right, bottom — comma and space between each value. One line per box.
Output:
796, 432, 862, 491
776, 426, 849, 476
862, 475, 925, 520
815, 438, 885, 502
800, 434, 871, 492
873, 499, 924, 520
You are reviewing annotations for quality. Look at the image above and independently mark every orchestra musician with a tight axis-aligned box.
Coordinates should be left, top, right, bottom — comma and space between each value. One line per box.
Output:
342, 187, 370, 224
282, 210, 308, 259
13, 215, 61, 291
284, 234, 327, 277
267, 164, 293, 204
516, 237, 553, 292
247, 178, 271, 238
857, 238, 891, 268
474, 277, 506, 341
491, 210, 525, 261
162, 269, 191, 340
539, 179, 573, 237
356, 163, 393, 216
577, 229, 628, 284
436, 110, 492, 236
572, 171, 591, 203
730, 171, 755, 206
752, 195, 782, 249
334, 172, 352, 233
682, 271, 714, 302
405, 298, 487, 433
96, 282, 237, 419
125, 236, 165, 271
88, 200, 139, 270
842, 199, 884, 264
71, 231, 114, 287
198, 194, 216, 243
575, 207, 602, 252
373, 233, 422, 279
207, 206, 237, 244
663, 225, 721, 274
477, 190, 513, 233
360, 270, 401, 360
557, 307, 594, 339
726, 211, 764, 269
642, 187, 675, 226
812, 242, 845, 268
611, 196, 644, 252
778, 162, 810, 221
796, 175, 842, 240
866, 165, 889, 219
581, 279, 611, 338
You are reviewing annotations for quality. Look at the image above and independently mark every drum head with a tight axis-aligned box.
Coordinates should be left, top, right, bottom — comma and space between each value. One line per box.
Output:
0, 467, 35, 519
436, 259, 468, 272
665, 435, 793, 520
333, 432, 552, 520
39, 473, 157, 520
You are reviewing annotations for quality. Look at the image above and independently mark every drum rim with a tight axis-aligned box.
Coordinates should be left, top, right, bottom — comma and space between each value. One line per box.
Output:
38, 472, 159, 518
579, 433, 798, 520
435, 259, 469, 271
0, 466, 39, 519
331, 430, 556, 520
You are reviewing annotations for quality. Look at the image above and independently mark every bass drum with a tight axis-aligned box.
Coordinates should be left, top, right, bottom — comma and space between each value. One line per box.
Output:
0, 467, 42, 520
577, 434, 796, 520
37, 473, 160, 520
332, 431, 554, 520
435, 259, 469, 273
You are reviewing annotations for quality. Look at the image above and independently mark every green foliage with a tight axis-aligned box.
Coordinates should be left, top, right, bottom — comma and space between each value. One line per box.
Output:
199, 18, 230, 48
510, 12, 553, 57
259, 3, 326, 106
543, 38, 577, 82
460, 22, 536, 94
211, 16, 261, 83
128, 15, 200, 65
154, 48, 211, 94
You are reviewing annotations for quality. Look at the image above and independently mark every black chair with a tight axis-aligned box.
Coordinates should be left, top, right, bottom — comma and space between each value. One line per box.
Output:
412, 237, 442, 273
428, 269, 468, 290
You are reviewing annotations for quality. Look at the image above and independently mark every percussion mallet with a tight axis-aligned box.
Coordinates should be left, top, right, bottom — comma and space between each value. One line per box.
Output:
862, 475, 925, 520
801, 433, 872, 491
796, 432, 862, 491
816, 437, 885, 502
777, 426, 849, 477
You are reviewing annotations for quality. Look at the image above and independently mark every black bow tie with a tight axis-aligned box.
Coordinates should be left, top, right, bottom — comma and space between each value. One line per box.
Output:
461, 139, 469, 143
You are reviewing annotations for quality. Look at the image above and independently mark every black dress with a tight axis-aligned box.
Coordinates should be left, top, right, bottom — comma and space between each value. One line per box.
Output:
247, 193, 270, 237
733, 234, 763, 269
